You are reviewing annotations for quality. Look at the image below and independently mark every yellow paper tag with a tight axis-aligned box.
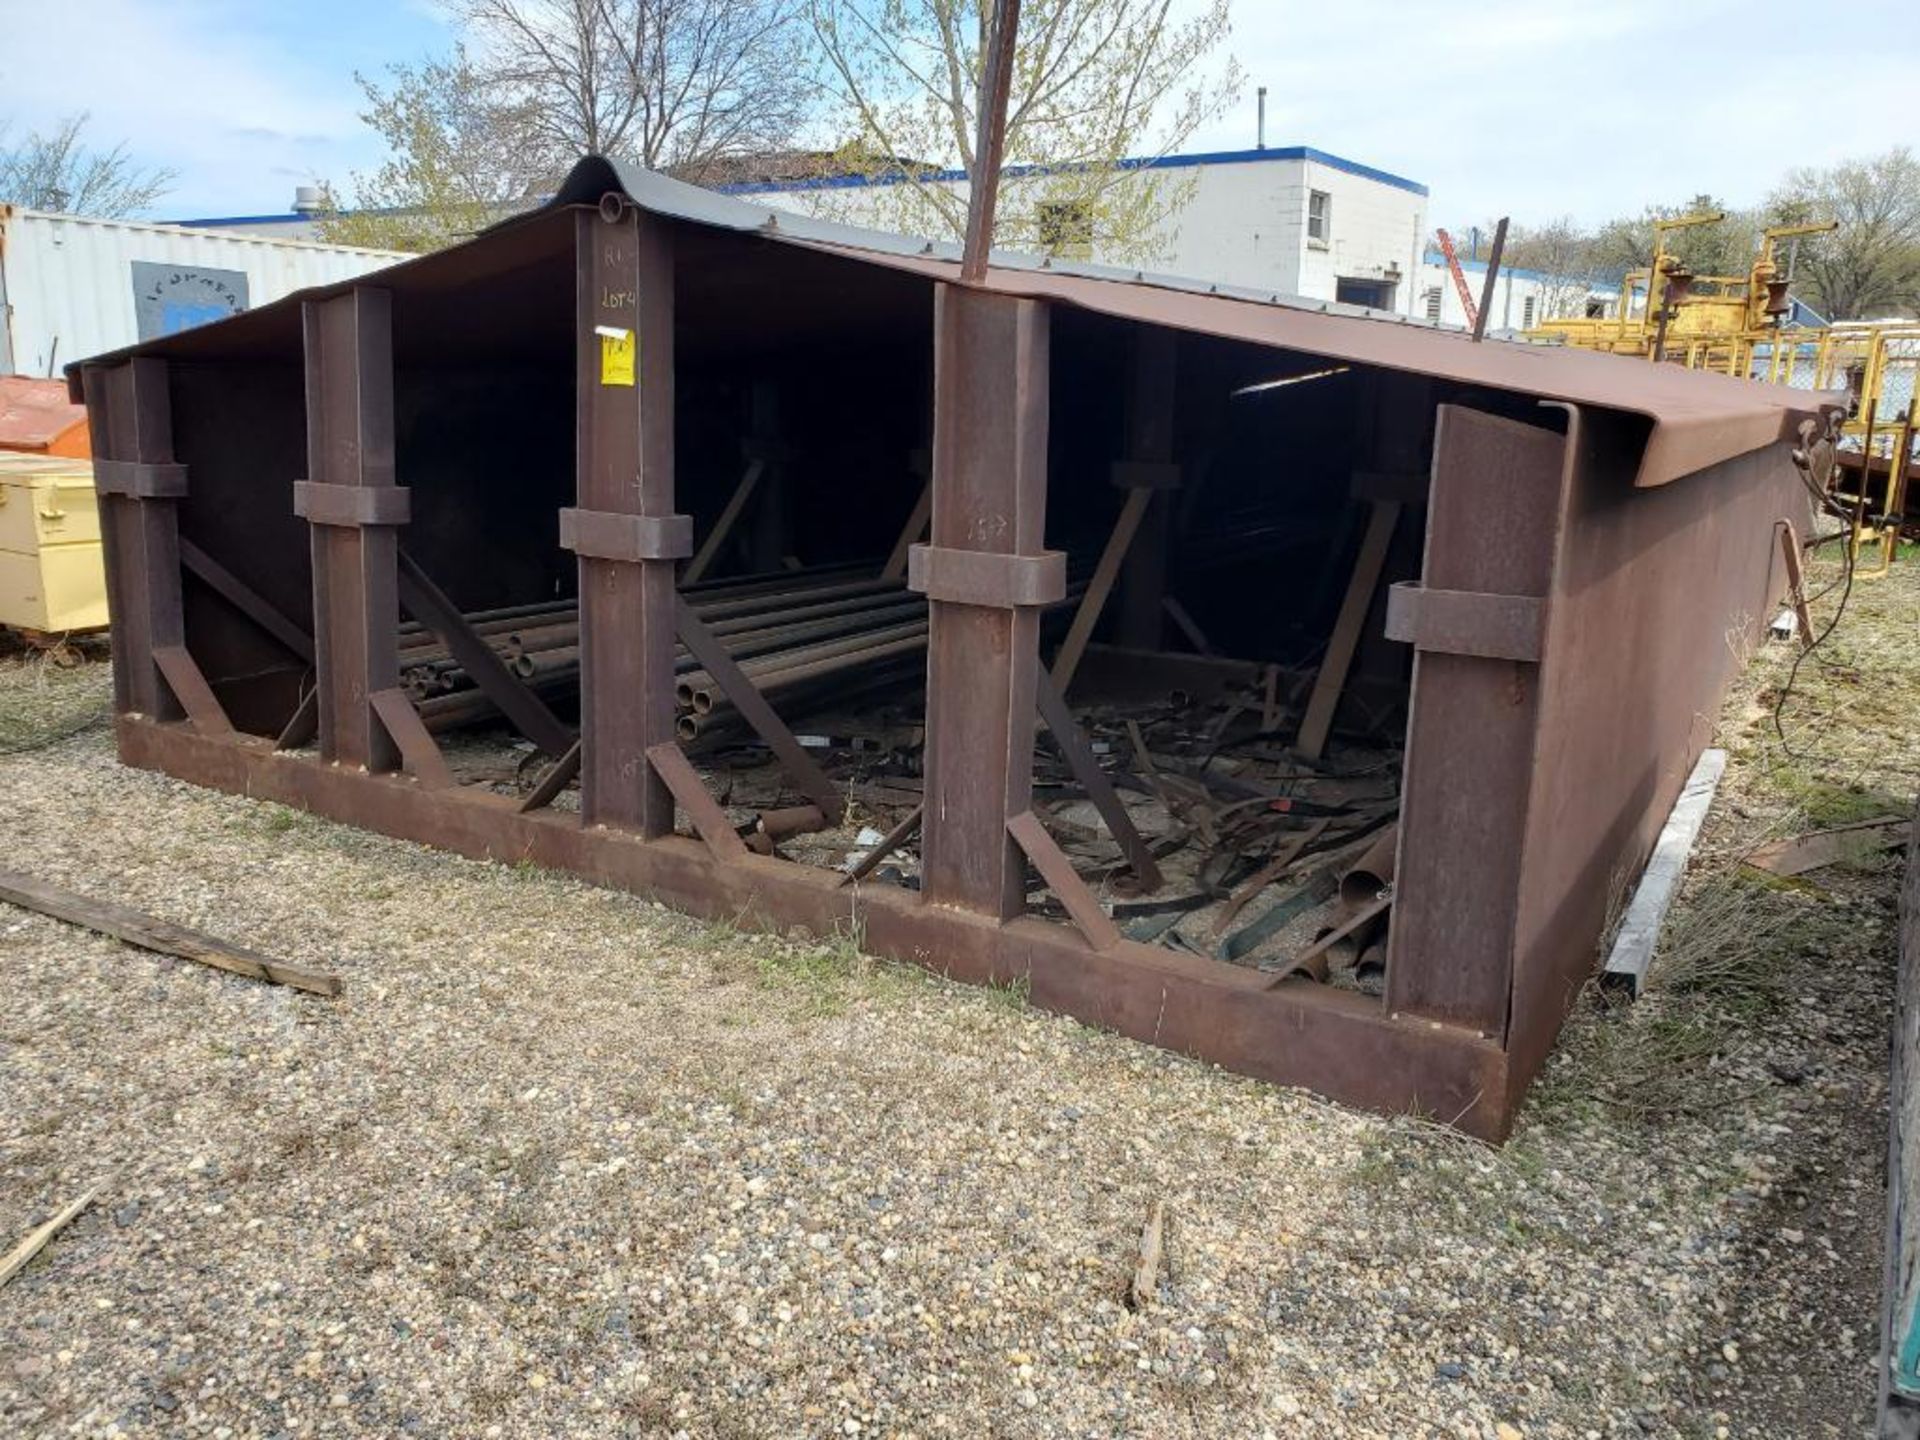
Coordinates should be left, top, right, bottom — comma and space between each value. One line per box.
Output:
598, 327, 636, 387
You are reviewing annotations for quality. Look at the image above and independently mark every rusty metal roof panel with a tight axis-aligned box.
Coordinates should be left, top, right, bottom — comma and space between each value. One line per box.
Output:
75, 155, 1842, 488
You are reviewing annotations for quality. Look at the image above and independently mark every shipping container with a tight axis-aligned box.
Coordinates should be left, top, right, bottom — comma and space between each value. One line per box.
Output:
0, 205, 407, 378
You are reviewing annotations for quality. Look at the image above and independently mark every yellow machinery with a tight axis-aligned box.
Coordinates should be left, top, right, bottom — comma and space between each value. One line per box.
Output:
0, 453, 109, 636
1528, 215, 1837, 365
1527, 213, 1917, 567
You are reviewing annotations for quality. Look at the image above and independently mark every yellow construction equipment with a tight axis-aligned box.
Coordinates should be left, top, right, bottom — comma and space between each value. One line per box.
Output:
1527, 212, 1916, 563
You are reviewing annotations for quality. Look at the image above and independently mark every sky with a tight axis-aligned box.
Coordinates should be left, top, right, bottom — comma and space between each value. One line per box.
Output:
1, 0, 1916, 226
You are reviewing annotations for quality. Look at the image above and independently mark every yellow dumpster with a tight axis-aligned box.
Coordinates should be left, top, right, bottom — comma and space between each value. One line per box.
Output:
0, 453, 108, 636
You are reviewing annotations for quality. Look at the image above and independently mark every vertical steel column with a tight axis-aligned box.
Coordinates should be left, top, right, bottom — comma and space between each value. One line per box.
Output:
1385, 406, 1566, 1037
913, 285, 1061, 918
81, 358, 186, 721
298, 287, 404, 772
1117, 328, 1179, 648
565, 201, 687, 836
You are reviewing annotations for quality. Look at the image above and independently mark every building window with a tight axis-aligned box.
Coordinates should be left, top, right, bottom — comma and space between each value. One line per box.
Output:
1335, 277, 1395, 311
1423, 286, 1442, 322
1307, 190, 1331, 246
1037, 200, 1094, 260
1522, 295, 1537, 328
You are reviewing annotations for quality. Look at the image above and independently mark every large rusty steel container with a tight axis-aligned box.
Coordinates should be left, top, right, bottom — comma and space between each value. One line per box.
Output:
68, 156, 1838, 1139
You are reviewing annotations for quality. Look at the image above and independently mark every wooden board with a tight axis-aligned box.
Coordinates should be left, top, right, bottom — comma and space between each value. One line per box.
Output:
0, 870, 341, 996
1745, 817, 1909, 879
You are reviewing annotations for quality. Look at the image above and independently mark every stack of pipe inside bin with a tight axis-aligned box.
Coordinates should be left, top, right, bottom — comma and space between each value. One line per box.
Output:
399, 563, 1085, 742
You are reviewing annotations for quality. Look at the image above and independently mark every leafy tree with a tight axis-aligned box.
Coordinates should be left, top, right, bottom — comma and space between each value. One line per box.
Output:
1588, 195, 1756, 281
1497, 217, 1608, 320
1767, 147, 1920, 320
0, 112, 174, 217
314, 49, 560, 252
805, 0, 1241, 261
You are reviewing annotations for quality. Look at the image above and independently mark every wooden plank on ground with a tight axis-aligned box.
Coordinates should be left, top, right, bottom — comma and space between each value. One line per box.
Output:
1296, 499, 1400, 760
0, 1188, 97, 1290
1744, 817, 1909, 879
0, 870, 341, 996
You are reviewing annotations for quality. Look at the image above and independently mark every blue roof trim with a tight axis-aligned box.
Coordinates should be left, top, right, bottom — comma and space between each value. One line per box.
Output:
171, 213, 308, 228
723, 145, 1428, 199
1420, 248, 1622, 293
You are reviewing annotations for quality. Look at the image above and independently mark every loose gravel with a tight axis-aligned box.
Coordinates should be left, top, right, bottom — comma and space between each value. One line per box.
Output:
0, 612, 1897, 1438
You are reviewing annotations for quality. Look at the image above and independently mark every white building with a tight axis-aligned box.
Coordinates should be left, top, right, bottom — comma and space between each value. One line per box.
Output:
178, 146, 1431, 316
0, 205, 407, 377
727, 146, 1432, 318
1413, 245, 1621, 334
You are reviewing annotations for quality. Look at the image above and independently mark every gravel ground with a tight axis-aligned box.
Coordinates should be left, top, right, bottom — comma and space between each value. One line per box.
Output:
0, 552, 1907, 1439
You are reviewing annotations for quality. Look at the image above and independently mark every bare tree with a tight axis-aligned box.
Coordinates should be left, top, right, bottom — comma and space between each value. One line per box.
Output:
315, 49, 562, 251
806, 0, 1240, 261
1769, 148, 1920, 320
1500, 217, 1608, 320
455, 0, 815, 180
1587, 195, 1757, 282
0, 112, 175, 217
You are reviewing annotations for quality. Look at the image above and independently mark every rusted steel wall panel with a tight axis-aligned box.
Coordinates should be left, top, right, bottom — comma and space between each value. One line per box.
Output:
1503, 410, 1809, 1101
1388, 406, 1567, 1038
917, 286, 1050, 919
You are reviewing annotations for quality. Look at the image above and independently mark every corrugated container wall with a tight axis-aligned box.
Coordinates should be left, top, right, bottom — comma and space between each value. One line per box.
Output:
0, 206, 408, 378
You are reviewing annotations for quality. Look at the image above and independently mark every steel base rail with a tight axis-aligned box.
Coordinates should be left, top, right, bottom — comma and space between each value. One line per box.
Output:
115, 712, 1514, 1139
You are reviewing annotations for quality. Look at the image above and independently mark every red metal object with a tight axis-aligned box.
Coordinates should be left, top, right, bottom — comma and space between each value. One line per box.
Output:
1434, 228, 1479, 330
0, 375, 90, 456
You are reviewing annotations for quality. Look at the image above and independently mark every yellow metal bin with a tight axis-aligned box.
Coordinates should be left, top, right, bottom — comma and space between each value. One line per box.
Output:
0, 453, 108, 635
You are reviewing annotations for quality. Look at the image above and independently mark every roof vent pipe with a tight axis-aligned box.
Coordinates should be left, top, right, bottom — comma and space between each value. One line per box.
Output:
1257, 87, 1267, 150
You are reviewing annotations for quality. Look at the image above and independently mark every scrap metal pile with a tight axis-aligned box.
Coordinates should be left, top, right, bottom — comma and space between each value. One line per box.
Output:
578, 669, 1406, 990
392, 556, 1398, 985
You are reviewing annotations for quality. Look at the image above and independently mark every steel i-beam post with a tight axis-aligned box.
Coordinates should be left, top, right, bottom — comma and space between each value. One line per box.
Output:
562, 200, 689, 835
81, 357, 187, 721
911, 285, 1065, 918
296, 287, 406, 772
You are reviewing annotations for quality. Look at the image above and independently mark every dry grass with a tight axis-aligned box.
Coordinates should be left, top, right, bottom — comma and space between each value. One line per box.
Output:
0, 646, 111, 755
